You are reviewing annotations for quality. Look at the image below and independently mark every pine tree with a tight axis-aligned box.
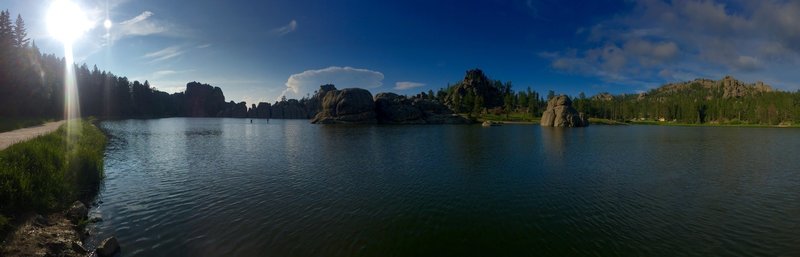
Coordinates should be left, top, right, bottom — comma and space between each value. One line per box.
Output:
14, 14, 28, 48
0, 10, 13, 48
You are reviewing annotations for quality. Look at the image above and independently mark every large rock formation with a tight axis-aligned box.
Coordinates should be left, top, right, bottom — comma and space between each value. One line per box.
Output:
311, 88, 377, 124
445, 69, 503, 110
374, 93, 425, 124
218, 101, 248, 118
374, 93, 470, 124
305, 84, 337, 118
540, 95, 589, 127
271, 99, 309, 119
184, 82, 226, 117
248, 102, 272, 118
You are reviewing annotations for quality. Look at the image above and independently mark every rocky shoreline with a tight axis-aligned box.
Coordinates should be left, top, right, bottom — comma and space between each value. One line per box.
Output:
1, 201, 119, 257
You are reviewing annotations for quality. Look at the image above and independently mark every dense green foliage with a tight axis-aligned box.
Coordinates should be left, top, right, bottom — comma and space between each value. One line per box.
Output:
572, 84, 800, 125
419, 70, 800, 126
0, 120, 106, 228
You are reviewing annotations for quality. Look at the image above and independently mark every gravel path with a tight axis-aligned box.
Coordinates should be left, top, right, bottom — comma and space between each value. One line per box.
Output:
0, 120, 65, 151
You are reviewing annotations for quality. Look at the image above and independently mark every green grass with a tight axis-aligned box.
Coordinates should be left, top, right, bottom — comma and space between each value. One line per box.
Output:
477, 113, 539, 123
628, 120, 800, 128
0, 117, 52, 133
0, 119, 106, 231
588, 118, 628, 125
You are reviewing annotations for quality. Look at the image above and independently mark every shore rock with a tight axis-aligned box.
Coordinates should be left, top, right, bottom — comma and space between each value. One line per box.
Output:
97, 236, 120, 257
312, 88, 377, 124
540, 95, 589, 127
373, 93, 471, 124
66, 201, 87, 222
374, 93, 424, 124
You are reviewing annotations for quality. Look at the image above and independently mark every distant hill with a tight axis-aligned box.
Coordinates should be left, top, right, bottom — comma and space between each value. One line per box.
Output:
578, 76, 799, 125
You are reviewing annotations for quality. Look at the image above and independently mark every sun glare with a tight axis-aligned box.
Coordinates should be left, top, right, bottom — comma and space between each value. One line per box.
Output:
46, 0, 91, 45
46, 0, 89, 138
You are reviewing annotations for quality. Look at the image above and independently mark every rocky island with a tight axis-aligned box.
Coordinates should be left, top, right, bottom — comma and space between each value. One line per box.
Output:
540, 95, 589, 127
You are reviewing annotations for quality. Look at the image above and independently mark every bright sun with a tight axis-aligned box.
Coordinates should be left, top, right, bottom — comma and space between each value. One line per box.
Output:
46, 0, 91, 44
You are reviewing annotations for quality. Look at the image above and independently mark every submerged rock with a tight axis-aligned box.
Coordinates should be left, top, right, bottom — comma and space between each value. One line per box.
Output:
97, 236, 120, 257
540, 95, 588, 127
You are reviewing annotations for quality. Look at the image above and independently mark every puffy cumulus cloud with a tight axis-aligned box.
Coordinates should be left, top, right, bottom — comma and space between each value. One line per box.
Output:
280, 66, 384, 100
543, 0, 800, 90
394, 82, 425, 90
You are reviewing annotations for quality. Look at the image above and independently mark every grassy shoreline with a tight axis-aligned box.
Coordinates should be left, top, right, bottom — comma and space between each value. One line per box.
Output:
0, 119, 107, 233
474, 113, 799, 128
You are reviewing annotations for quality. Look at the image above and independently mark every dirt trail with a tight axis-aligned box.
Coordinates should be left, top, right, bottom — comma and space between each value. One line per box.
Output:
0, 120, 65, 151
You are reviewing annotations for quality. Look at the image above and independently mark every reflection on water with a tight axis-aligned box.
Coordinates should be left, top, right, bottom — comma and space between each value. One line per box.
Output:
91, 118, 800, 256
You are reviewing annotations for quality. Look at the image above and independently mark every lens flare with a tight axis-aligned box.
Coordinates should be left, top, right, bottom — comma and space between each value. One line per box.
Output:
47, 0, 89, 138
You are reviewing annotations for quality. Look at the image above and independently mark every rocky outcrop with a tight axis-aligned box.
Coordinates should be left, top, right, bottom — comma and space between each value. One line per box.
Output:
374, 93, 425, 124
540, 95, 589, 127
374, 93, 470, 124
271, 99, 309, 119
654, 76, 773, 99
184, 82, 226, 117
721, 75, 773, 98
248, 102, 272, 118
592, 92, 614, 101
218, 101, 248, 118
311, 88, 377, 124
305, 84, 337, 118
445, 69, 503, 109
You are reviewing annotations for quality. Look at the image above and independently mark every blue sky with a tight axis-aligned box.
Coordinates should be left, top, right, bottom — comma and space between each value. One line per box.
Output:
4, 0, 800, 104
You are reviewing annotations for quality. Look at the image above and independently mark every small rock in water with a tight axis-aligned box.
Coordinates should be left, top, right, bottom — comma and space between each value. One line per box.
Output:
97, 236, 120, 257
67, 201, 88, 222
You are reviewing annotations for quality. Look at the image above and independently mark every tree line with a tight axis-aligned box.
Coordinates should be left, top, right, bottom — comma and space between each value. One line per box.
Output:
2, 9, 798, 125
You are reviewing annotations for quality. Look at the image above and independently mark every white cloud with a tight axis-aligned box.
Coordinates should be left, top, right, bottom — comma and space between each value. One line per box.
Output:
196, 43, 212, 49
143, 45, 184, 62
394, 81, 425, 90
281, 66, 384, 100
108, 11, 185, 42
542, 0, 800, 90
272, 20, 298, 36
149, 69, 193, 80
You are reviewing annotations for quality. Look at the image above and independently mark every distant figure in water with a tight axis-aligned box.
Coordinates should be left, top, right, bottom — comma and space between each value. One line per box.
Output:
250, 119, 252, 123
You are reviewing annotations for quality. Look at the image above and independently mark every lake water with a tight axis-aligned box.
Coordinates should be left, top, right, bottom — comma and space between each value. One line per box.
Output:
89, 118, 800, 256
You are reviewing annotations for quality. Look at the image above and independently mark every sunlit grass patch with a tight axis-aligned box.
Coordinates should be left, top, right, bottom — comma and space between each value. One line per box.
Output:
0, 119, 106, 224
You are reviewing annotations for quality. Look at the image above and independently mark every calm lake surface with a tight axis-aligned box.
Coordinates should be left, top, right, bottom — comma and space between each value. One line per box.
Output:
89, 118, 800, 256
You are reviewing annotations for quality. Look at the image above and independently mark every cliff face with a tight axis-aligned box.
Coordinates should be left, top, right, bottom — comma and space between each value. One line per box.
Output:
185, 82, 226, 117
